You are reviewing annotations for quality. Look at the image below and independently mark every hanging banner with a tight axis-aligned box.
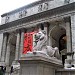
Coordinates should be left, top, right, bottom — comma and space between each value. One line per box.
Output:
23, 32, 36, 54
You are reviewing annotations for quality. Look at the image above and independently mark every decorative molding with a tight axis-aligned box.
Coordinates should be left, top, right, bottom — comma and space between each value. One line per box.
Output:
0, 10, 75, 34
1, 0, 70, 24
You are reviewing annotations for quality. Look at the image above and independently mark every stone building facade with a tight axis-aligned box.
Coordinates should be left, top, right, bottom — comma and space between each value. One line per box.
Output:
0, 0, 75, 75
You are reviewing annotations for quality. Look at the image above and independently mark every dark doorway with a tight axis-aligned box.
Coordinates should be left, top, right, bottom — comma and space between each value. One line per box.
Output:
59, 34, 67, 65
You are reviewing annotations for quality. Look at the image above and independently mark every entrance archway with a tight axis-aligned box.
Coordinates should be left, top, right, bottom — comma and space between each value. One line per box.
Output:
50, 26, 67, 65
50, 26, 66, 49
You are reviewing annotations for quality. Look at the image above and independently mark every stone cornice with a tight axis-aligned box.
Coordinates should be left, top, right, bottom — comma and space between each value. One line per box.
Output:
0, 2, 75, 33
1, 1, 75, 24
0, 10, 74, 34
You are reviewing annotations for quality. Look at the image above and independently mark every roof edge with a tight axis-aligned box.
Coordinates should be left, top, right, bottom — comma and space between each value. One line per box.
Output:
1, 0, 52, 17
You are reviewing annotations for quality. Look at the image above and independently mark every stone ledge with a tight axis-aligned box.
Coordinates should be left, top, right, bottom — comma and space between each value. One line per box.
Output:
19, 52, 62, 67
56, 68, 75, 72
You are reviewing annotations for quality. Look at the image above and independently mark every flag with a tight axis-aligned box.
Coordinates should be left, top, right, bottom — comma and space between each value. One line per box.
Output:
23, 32, 36, 54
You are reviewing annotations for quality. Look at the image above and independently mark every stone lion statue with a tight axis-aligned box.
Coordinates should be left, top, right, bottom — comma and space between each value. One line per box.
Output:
33, 31, 60, 59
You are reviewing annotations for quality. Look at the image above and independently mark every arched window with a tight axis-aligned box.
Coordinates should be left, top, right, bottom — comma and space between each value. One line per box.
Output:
50, 26, 66, 65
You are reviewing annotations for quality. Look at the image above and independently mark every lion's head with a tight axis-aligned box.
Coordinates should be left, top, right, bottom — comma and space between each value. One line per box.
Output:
35, 31, 46, 41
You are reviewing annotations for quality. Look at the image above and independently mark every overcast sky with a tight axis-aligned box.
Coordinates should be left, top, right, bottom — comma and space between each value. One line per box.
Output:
0, 0, 39, 24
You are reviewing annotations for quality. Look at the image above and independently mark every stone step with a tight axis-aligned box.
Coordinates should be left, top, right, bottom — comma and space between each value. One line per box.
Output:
55, 68, 75, 75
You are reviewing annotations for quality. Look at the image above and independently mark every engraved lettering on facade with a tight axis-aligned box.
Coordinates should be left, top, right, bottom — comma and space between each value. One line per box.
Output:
19, 11, 22, 18
38, 3, 48, 12
19, 10, 27, 18
44, 2, 48, 10
38, 4, 42, 12
5, 15, 10, 23
23, 10, 27, 16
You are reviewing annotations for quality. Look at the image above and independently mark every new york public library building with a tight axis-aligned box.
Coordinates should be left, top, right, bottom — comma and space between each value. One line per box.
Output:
0, 0, 75, 75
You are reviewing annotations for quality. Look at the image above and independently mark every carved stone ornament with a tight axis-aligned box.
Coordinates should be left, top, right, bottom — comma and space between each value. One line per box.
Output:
27, 31, 60, 59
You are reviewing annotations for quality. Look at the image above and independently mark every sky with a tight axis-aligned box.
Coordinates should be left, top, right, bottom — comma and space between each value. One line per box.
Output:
0, 0, 39, 24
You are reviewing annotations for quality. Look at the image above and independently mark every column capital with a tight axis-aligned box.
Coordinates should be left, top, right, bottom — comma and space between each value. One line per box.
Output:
4, 32, 9, 36
16, 29, 21, 33
39, 22, 50, 27
20, 28, 26, 32
64, 17, 70, 23
43, 22, 50, 27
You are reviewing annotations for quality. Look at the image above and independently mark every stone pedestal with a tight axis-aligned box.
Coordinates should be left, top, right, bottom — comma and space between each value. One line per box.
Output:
19, 53, 63, 75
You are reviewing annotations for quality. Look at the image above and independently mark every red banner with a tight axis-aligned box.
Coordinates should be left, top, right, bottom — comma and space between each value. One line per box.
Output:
23, 32, 34, 54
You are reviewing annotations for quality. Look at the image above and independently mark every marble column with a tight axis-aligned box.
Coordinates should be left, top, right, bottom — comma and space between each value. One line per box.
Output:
48, 35, 52, 46
71, 14, 75, 67
0, 33, 3, 61
64, 17, 72, 68
48, 24, 52, 46
1, 33, 8, 62
20, 29, 25, 58
5, 37, 11, 65
15, 30, 21, 60
5, 35, 11, 75
43, 22, 48, 46
65, 19, 71, 53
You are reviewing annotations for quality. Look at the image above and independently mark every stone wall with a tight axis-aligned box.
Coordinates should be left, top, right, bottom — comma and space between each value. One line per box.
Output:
0, 33, 3, 60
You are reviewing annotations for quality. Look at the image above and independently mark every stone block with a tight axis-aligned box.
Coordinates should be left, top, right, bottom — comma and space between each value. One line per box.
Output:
19, 53, 62, 75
